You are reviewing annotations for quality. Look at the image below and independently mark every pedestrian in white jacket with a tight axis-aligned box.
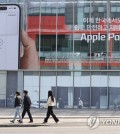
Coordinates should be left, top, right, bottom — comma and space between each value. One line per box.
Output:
43, 91, 59, 123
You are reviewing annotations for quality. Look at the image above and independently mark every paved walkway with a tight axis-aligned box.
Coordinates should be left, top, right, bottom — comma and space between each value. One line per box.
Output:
0, 108, 120, 117
0, 108, 120, 127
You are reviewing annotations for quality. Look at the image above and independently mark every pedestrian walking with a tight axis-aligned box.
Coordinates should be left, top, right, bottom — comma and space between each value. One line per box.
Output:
18, 90, 33, 123
43, 90, 59, 124
10, 91, 23, 123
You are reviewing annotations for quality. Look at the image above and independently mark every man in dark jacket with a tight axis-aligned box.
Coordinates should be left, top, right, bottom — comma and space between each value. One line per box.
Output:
20, 90, 33, 123
10, 91, 23, 123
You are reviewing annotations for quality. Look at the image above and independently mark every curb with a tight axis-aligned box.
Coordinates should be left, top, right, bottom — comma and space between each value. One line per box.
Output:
0, 122, 86, 127
0, 124, 48, 127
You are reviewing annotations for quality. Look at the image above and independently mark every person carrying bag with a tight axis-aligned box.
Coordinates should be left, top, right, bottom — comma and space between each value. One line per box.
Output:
43, 91, 59, 124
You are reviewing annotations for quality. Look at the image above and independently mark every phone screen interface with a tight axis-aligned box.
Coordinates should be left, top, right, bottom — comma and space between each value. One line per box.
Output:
0, 5, 20, 70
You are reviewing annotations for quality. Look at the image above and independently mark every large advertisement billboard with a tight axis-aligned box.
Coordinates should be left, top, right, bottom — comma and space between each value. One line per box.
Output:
1, 1, 120, 70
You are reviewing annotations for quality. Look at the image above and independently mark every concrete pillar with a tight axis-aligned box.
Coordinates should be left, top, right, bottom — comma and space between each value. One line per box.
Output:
0, 71, 7, 107
17, 71, 24, 96
6, 71, 18, 108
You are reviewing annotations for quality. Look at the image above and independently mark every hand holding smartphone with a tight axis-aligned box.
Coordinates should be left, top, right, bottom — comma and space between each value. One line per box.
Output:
0, 5, 20, 70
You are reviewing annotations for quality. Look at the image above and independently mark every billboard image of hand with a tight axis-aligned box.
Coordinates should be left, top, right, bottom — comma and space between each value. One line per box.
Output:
20, 31, 39, 69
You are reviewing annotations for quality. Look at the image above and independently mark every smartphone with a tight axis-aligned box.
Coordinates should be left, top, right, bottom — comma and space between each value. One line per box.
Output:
0, 4, 20, 70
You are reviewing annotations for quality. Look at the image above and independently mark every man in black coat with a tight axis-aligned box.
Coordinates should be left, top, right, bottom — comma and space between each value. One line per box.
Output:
18, 90, 33, 123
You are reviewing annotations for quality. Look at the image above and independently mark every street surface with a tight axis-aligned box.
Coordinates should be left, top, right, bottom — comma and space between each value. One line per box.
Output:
0, 126, 120, 134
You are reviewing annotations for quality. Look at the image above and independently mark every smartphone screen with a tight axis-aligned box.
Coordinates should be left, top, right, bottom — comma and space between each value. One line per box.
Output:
0, 5, 20, 70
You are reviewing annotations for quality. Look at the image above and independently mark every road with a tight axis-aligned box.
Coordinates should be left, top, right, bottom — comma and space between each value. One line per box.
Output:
0, 126, 120, 134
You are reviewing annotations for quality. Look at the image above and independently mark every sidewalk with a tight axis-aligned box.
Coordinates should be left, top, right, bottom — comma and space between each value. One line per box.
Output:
0, 108, 120, 117
0, 108, 120, 127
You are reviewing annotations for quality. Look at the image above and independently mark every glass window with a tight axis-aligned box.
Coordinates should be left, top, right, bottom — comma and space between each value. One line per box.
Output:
77, 7, 84, 25
91, 72, 108, 109
110, 2, 120, 70
84, 7, 90, 13
52, 8, 56, 13
109, 72, 120, 109
90, 2, 107, 70
74, 72, 90, 108
46, 7, 52, 13
98, 7, 104, 12
74, 2, 91, 71
111, 7, 117, 12
59, 8, 65, 14
41, 7, 46, 14
117, 7, 120, 12
24, 72, 39, 108
9, 0, 17, 3
40, 72, 56, 108
0, 0, 7, 3
56, 71, 73, 108
36, 7, 40, 13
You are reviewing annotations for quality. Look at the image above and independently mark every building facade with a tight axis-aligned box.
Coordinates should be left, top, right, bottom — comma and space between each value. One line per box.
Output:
0, 0, 120, 109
